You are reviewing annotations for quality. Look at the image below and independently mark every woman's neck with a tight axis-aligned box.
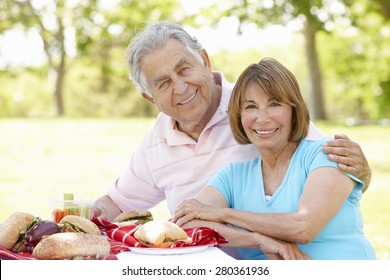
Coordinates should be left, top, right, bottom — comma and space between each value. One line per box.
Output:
261, 141, 299, 195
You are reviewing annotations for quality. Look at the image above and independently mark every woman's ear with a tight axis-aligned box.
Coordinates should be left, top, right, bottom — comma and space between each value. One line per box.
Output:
142, 92, 155, 104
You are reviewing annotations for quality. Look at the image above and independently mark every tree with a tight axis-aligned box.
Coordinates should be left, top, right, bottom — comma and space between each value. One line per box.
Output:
0, 0, 181, 117
0, 0, 99, 116
330, 0, 390, 120
188, 0, 362, 120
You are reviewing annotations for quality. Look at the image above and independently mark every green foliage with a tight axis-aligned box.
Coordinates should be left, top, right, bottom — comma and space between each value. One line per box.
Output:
0, 0, 389, 119
209, 39, 306, 83
319, 13, 390, 120
0, 0, 182, 117
0, 68, 51, 117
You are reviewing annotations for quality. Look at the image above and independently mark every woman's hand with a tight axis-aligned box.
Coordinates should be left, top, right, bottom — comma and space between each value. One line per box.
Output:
254, 233, 311, 260
172, 199, 223, 226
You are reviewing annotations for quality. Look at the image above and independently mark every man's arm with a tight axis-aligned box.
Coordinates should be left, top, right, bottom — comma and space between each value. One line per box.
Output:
91, 194, 122, 221
322, 134, 371, 191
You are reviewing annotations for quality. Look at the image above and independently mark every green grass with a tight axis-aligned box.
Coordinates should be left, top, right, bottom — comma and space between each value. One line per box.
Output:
0, 119, 389, 259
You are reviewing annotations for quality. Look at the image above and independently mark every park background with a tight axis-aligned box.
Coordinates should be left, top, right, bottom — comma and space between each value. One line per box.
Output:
0, 0, 389, 259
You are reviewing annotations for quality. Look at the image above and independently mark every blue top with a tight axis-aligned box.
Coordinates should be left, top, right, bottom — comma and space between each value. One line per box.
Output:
208, 138, 376, 260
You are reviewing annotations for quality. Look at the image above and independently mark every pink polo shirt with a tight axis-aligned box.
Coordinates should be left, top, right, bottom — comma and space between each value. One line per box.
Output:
108, 72, 323, 215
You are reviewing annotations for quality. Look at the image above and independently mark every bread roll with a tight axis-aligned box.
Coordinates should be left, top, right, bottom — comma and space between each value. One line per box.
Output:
60, 215, 101, 235
114, 210, 153, 226
32, 232, 110, 259
134, 220, 192, 248
0, 212, 35, 250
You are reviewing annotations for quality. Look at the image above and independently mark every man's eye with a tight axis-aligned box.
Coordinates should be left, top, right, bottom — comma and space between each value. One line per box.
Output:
179, 67, 190, 74
158, 81, 169, 89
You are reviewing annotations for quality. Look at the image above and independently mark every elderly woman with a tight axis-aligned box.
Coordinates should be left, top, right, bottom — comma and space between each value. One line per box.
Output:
173, 57, 375, 260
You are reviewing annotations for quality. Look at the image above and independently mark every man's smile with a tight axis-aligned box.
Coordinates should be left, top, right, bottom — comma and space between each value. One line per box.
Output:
178, 90, 197, 105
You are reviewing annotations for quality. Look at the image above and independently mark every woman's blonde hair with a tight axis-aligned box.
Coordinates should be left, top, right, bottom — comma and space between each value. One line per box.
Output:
228, 57, 310, 144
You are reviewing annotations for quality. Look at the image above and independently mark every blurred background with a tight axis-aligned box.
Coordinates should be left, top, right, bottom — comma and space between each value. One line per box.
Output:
0, 0, 389, 259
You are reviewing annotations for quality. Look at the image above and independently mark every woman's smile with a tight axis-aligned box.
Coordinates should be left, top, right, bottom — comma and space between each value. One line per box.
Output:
253, 128, 278, 136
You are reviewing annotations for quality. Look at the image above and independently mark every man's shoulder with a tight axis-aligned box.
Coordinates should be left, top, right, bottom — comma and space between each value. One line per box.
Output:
141, 113, 171, 142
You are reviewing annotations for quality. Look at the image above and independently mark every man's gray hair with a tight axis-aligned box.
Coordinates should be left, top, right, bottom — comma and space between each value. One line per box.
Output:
127, 22, 203, 96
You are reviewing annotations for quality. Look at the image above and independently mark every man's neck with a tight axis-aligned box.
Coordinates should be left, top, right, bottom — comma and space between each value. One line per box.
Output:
177, 83, 222, 142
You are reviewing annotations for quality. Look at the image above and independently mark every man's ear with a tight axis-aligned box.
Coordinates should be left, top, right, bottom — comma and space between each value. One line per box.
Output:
200, 49, 212, 70
142, 92, 155, 104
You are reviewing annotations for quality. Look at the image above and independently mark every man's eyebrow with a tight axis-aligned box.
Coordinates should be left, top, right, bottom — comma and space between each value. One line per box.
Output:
175, 58, 190, 70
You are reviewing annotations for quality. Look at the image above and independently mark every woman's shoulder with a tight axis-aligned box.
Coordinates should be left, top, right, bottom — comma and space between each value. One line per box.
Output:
224, 157, 261, 171
299, 137, 333, 152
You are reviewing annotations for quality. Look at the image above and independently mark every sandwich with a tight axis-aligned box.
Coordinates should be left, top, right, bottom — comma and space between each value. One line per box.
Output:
59, 215, 101, 235
32, 232, 110, 259
134, 220, 192, 248
113, 210, 153, 226
25, 220, 62, 253
0, 212, 41, 252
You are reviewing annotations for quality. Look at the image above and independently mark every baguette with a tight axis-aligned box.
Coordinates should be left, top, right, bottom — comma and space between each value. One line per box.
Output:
32, 232, 110, 259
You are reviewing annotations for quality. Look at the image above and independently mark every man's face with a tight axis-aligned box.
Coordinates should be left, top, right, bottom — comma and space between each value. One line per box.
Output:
140, 39, 216, 127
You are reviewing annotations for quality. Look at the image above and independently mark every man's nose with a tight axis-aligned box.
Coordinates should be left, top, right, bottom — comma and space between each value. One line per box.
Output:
173, 78, 188, 94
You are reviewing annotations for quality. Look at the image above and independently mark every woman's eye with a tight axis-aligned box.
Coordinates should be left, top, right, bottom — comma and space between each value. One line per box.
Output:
244, 105, 256, 110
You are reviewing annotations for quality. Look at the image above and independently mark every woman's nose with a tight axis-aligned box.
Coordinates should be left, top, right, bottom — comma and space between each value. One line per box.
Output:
256, 109, 270, 123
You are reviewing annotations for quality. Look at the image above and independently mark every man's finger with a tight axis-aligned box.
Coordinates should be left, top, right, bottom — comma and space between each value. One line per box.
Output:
334, 134, 349, 140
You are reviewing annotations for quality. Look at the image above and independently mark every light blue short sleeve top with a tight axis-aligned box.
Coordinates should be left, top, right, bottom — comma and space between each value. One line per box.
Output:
208, 137, 376, 260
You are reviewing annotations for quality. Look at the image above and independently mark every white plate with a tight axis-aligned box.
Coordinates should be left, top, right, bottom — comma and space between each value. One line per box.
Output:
129, 245, 210, 255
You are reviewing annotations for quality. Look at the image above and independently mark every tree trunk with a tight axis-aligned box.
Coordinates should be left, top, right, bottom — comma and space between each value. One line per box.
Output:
54, 57, 65, 117
378, 0, 390, 20
53, 9, 66, 117
303, 19, 327, 120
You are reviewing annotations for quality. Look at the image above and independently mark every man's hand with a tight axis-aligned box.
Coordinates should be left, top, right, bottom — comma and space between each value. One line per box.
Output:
91, 195, 122, 221
322, 134, 371, 191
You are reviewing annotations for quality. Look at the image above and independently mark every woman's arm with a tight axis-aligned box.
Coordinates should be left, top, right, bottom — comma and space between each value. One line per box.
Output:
175, 167, 356, 244
182, 219, 309, 260
175, 189, 310, 260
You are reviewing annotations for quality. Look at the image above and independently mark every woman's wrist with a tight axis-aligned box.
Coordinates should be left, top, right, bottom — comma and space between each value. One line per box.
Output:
218, 207, 230, 223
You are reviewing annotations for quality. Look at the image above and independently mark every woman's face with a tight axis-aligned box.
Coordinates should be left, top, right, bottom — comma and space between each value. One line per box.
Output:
240, 82, 293, 153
